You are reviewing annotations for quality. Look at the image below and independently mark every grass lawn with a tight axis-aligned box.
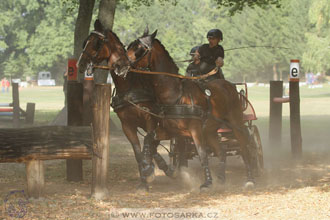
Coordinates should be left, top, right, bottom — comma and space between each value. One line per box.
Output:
1, 83, 330, 117
1, 83, 329, 150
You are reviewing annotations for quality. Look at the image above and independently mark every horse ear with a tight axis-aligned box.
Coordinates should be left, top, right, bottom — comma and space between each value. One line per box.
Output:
142, 25, 149, 37
94, 19, 103, 32
151, 30, 158, 39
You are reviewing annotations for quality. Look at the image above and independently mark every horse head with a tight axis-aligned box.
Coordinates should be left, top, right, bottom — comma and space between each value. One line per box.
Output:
124, 28, 158, 74
77, 19, 130, 77
125, 28, 180, 78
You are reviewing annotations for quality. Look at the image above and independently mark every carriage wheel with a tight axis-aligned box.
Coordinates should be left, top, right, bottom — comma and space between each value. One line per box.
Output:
248, 125, 264, 176
169, 138, 188, 169
169, 138, 179, 167
167, 138, 182, 178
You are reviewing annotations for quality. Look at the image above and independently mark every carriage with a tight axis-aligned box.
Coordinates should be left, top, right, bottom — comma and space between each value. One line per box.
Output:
168, 82, 264, 176
78, 22, 263, 189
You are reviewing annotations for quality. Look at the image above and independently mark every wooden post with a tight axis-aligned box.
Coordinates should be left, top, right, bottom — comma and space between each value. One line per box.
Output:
269, 81, 283, 148
289, 59, 302, 158
289, 81, 302, 157
25, 102, 35, 124
91, 84, 111, 200
26, 160, 44, 198
66, 81, 84, 182
83, 79, 94, 125
12, 83, 20, 128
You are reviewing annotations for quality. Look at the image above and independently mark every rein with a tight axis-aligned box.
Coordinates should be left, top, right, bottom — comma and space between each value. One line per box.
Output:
125, 99, 164, 119
92, 64, 218, 80
129, 68, 218, 80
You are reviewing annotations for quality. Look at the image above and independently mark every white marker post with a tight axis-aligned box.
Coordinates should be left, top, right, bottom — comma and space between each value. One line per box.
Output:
289, 59, 300, 82
289, 59, 302, 157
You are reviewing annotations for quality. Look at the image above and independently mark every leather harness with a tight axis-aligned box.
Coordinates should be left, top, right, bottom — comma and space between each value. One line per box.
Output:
111, 79, 209, 121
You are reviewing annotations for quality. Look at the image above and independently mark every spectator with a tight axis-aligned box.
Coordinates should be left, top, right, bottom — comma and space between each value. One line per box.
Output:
1, 78, 5, 93
5, 78, 10, 92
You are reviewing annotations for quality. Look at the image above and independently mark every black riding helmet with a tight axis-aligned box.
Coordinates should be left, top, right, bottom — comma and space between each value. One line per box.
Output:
190, 46, 200, 55
207, 29, 223, 40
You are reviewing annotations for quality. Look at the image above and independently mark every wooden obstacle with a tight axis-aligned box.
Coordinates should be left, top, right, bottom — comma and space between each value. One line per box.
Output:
269, 80, 302, 157
0, 126, 92, 162
0, 82, 111, 199
0, 83, 35, 126
0, 103, 13, 116
0, 59, 111, 199
0, 126, 92, 198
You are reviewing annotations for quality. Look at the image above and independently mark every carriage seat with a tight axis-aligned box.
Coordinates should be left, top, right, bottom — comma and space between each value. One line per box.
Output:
217, 113, 256, 133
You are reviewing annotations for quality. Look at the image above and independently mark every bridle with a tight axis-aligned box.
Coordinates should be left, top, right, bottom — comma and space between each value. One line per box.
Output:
127, 38, 152, 69
78, 34, 219, 80
76, 30, 110, 69
123, 38, 219, 80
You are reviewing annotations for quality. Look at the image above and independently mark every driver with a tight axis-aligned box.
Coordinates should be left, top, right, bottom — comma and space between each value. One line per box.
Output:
198, 29, 225, 80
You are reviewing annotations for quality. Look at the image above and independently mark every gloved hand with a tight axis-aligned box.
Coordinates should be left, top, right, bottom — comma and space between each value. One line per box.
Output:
215, 57, 224, 67
192, 51, 201, 64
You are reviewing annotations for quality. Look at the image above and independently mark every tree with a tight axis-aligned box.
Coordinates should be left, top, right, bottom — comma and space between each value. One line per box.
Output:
0, 1, 78, 81
213, 0, 281, 15
302, 0, 330, 75
9, 0, 329, 83
0, 0, 46, 79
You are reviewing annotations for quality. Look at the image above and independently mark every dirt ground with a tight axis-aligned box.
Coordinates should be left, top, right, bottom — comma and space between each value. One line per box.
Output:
0, 129, 330, 220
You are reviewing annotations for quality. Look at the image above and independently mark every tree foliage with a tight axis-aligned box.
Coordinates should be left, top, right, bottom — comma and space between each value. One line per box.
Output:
0, 0, 329, 83
213, 0, 281, 15
302, 0, 330, 74
0, 0, 76, 81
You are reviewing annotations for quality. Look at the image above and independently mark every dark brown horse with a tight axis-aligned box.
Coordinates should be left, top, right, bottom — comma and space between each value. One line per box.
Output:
77, 20, 175, 191
122, 30, 255, 190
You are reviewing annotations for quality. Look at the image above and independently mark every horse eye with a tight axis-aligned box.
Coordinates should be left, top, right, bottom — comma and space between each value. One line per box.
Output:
135, 46, 145, 58
93, 40, 101, 50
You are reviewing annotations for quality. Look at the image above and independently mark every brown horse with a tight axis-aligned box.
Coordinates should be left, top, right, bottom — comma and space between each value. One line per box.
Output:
77, 20, 175, 191
121, 30, 255, 190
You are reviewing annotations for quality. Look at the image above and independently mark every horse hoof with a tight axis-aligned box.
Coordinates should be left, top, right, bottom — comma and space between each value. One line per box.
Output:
244, 181, 255, 189
141, 164, 155, 183
216, 175, 226, 185
200, 181, 212, 192
165, 166, 178, 178
136, 183, 149, 192
145, 172, 155, 183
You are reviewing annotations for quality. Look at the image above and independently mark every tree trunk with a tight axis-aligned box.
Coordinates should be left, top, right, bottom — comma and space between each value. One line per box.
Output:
93, 0, 117, 84
66, 82, 84, 182
98, 0, 117, 30
74, 0, 96, 81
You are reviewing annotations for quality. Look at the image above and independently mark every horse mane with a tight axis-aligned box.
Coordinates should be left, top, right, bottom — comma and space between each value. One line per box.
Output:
105, 29, 126, 50
153, 39, 179, 73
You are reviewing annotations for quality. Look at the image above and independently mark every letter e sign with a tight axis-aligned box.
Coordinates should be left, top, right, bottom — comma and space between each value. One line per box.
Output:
290, 59, 299, 82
